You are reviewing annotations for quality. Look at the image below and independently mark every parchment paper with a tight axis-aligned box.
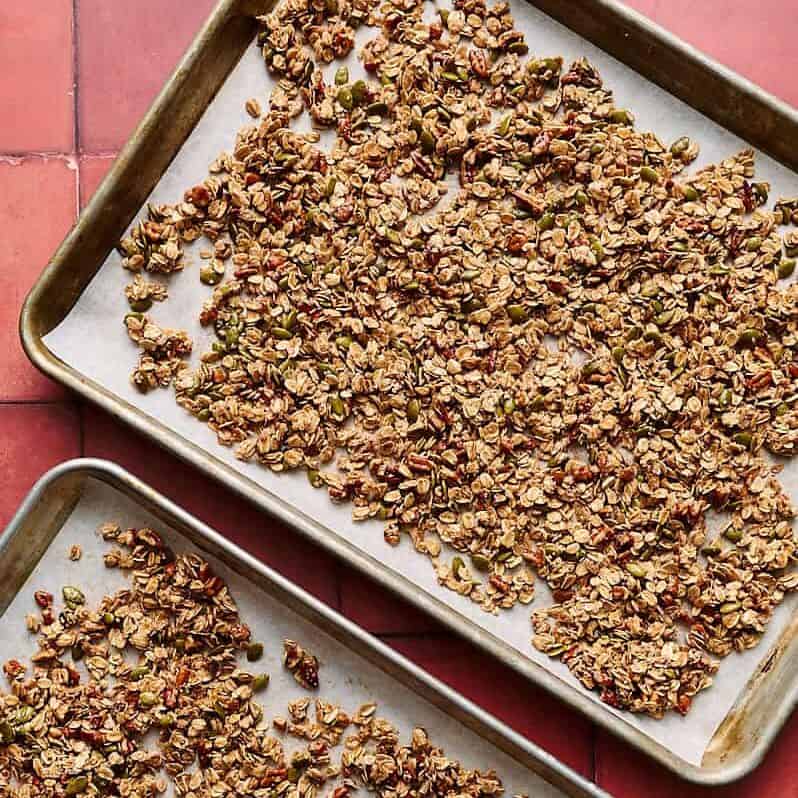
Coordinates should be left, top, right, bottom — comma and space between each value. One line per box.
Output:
0, 476, 560, 797
43, 0, 798, 767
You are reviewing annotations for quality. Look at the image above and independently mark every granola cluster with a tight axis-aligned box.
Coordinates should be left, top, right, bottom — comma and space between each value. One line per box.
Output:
0, 525, 511, 797
119, 0, 798, 716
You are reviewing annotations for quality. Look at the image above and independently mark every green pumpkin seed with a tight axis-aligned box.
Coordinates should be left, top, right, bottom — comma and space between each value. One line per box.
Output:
272, 326, 293, 340
626, 562, 646, 578
777, 258, 795, 279
406, 399, 420, 422
334, 66, 349, 85
462, 297, 484, 313
497, 114, 513, 136
640, 166, 659, 184
419, 130, 435, 154
62, 586, 85, 607
65, 777, 89, 796
744, 236, 762, 252
307, 469, 323, 488
139, 692, 159, 708
654, 310, 674, 327
507, 304, 528, 323
723, 527, 743, 543
609, 109, 631, 124
0, 720, 15, 744
200, 265, 222, 285
720, 601, 740, 614
733, 431, 753, 448
128, 297, 153, 312
253, 674, 270, 691
337, 87, 353, 110
282, 309, 297, 331
611, 346, 626, 364
670, 136, 690, 156
351, 80, 368, 106
367, 101, 388, 116
451, 556, 466, 579
737, 328, 763, 347
335, 335, 353, 350
159, 713, 175, 729
330, 395, 346, 416
246, 642, 264, 662
681, 185, 699, 201
471, 553, 491, 572
538, 212, 555, 231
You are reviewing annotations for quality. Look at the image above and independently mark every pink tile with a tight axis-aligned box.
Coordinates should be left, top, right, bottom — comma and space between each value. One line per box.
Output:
79, 154, 116, 208
0, 0, 74, 153
0, 404, 81, 532
620, 0, 661, 16
82, 406, 340, 608
77, 0, 217, 153
0, 157, 76, 401
389, 634, 594, 777
596, 707, 798, 798
339, 565, 443, 635
625, 1, 798, 108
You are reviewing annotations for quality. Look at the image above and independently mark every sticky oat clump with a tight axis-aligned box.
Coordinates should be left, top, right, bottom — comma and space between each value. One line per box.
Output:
0, 524, 515, 797
119, 0, 798, 716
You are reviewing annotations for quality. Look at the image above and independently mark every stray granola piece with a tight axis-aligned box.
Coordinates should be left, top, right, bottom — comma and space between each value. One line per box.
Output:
245, 97, 262, 118
68, 544, 82, 561
283, 639, 320, 689
125, 313, 192, 392
125, 275, 168, 312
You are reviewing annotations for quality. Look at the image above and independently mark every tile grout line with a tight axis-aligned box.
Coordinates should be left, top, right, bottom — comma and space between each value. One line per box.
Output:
73, 0, 83, 453
72, 0, 82, 209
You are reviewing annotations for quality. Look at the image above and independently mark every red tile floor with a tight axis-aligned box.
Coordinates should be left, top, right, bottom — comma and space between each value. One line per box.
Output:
1, 1, 797, 795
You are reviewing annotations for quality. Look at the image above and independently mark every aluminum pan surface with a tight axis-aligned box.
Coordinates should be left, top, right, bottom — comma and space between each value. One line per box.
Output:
0, 459, 599, 798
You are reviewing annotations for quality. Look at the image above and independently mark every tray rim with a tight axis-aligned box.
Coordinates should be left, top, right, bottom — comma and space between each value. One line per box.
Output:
19, 0, 798, 785
0, 457, 607, 798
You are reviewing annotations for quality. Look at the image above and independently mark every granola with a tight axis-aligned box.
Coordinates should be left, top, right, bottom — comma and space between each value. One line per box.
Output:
119, 0, 798, 716
0, 525, 516, 797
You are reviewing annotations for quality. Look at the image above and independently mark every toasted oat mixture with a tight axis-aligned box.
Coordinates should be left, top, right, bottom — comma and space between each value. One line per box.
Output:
0, 524, 512, 797
116, 0, 798, 716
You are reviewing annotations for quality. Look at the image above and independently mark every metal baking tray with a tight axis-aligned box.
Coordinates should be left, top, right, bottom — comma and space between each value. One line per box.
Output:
19, 0, 798, 785
0, 458, 603, 798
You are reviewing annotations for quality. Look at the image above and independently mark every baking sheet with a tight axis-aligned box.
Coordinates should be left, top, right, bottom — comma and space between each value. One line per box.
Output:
43, 0, 798, 767
0, 475, 558, 797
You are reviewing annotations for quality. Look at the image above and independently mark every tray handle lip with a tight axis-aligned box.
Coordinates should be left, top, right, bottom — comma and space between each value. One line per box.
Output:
1, 457, 608, 798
